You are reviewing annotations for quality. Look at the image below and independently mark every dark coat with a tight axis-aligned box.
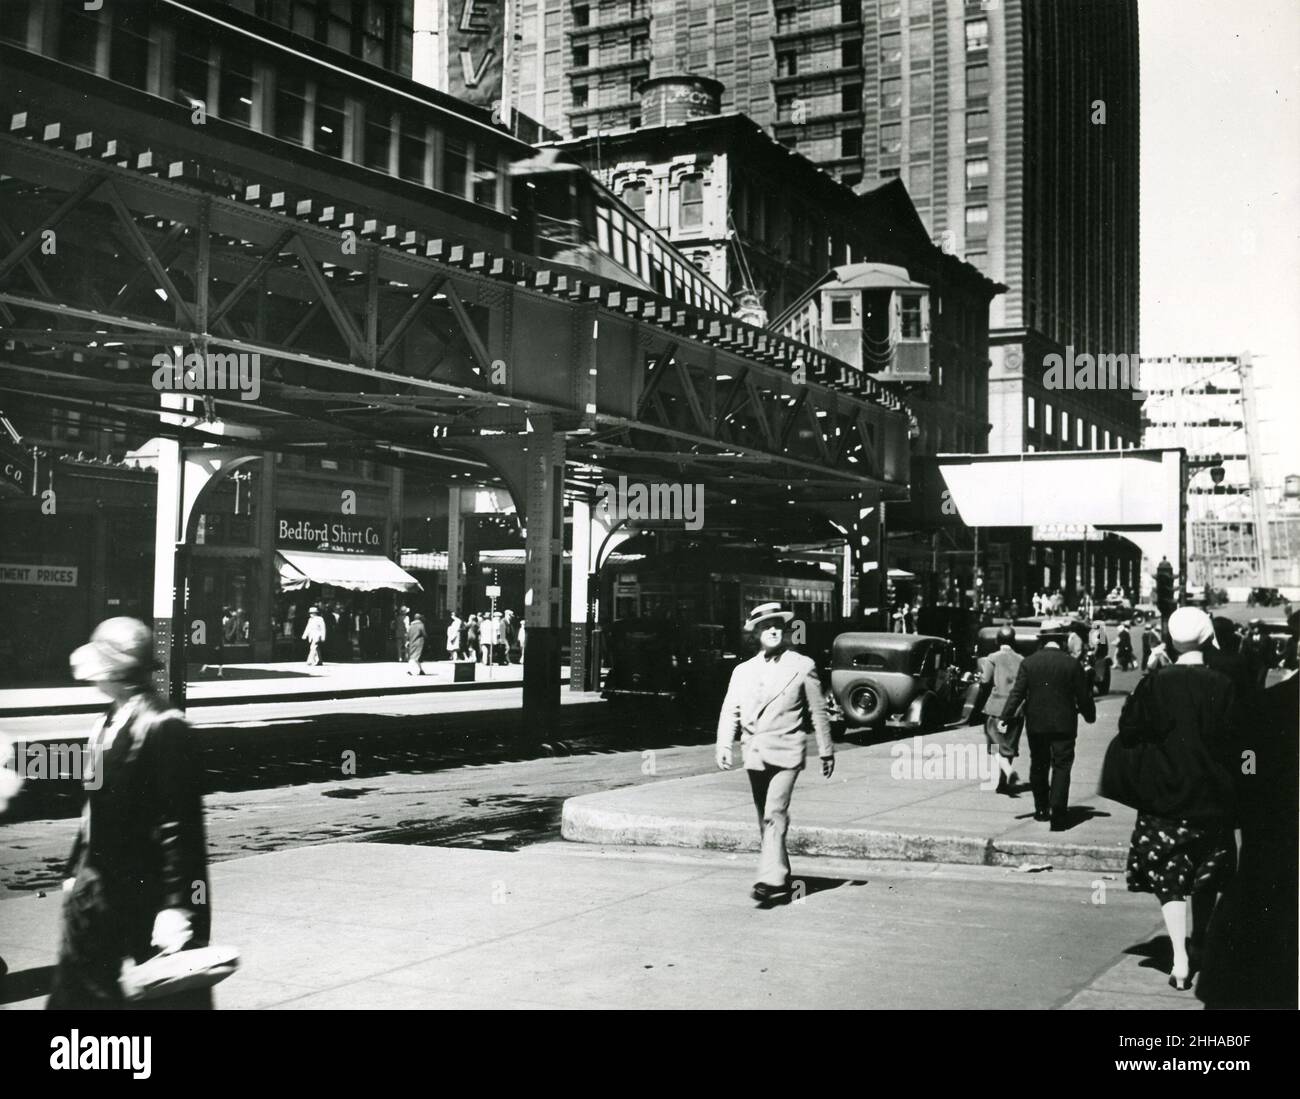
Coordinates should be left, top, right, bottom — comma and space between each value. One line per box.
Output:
1003, 645, 1096, 738
50, 691, 210, 1008
1106, 663, 1238, 823
406, 618, 427, 660
1197, 674, 1298, 1008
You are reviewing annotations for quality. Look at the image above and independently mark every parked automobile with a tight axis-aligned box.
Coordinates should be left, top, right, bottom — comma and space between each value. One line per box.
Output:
601, 618, 734, 704
829, 632, 977, 732
1248, 587, 1288, 608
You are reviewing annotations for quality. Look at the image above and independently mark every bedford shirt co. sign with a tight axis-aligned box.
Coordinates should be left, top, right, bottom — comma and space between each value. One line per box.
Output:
277, 511, 383, 554
1, 436, 32, 498
446, 0, 504, 108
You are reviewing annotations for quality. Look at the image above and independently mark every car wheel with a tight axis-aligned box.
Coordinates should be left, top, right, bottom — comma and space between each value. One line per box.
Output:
840, 677, 889, 726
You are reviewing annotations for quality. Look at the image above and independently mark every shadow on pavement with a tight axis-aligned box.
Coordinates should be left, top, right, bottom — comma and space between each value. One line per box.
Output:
0, 964, 54, 1005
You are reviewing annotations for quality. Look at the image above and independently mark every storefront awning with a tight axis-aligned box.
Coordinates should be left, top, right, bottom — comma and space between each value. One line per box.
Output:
276, 549, 423, 593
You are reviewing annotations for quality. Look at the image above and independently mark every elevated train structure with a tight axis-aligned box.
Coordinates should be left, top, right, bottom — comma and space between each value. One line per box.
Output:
0, 0, 912, 723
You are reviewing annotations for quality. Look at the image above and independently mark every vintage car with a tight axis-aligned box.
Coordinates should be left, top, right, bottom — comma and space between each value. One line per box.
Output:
990, 617, 1111, 695
601, 618, 732, 704
828, 632, 976, 732
1248, 587, 1289, 608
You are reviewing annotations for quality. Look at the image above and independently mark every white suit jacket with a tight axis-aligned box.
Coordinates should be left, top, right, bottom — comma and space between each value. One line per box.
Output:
716, 649, 834, 771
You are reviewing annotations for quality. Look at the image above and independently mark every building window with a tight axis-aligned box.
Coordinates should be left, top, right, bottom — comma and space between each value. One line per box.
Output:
1027, 396, 1036, 429
910, 72, 932, 110
909, 0, 930, 16
572, 124, 588, 136
966, 64, 989, 99
573, 83, 588, 107
966, 109, 989, 144
879, 167, 900, 178
58, 2, 101, 72
313, 83, 346, 159
965, 157, 988, 192
630, 33, 648, 59
776, 6, 796, 33
622, 180, 646, 217
0, 1, 32, 47
842, 82, 862, 112
274, 70, 308, 145
398, 113, 427, 183
965, 204, 988, 238
881, 78, 903, 111
173, 24, 210, 110
444, 133, 469, 199
218, 50, 255, 128
573, 43, 589, 67
574, 4, 589, 27
776, 50, 798, 77
109, 8, 150, 89
679, 174, 704, 229
880, 33, 902, 65
910, 115, 931, 152
841, 128, 862, 157
965, 18, 989, 51
880, 123, 902, 154
880, 0, 902, 19
842, 0, 862, 22
908, 161, 931, 198
473, 152, 499, 207
842, 39, 862, 68
363, 107, 393, 172
911, 25, 932, 60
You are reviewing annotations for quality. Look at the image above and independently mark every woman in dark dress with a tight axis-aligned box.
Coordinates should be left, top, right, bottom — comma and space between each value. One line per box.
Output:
1110, 607, 1238, 991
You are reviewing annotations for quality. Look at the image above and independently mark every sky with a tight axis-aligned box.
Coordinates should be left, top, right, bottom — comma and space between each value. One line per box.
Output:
1138, 0, 1300, 483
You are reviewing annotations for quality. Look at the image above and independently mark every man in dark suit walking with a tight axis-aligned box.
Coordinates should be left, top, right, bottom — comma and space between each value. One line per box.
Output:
1003, 627, 1097, 830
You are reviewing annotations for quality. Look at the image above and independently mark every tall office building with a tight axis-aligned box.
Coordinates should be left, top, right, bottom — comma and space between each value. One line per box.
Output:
519, 0, 1140, 448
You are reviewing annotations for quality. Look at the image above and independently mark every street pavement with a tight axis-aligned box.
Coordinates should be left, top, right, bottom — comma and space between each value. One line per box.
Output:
0, 841, 1198, 1010
0, 658, 564, 718
563, 684, 1138, 872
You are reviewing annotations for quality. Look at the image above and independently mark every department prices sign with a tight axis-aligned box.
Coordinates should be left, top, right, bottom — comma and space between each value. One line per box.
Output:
446, 0, 504, 107
0, 563, 78, 587
277, 511, 383, 554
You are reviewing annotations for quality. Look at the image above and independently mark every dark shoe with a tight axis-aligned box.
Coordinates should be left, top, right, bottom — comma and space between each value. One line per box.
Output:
1169, 974, 1192, 991
751, 881, 788, 902
1050, 813, 1068, 832
1033, 809, 1051, 822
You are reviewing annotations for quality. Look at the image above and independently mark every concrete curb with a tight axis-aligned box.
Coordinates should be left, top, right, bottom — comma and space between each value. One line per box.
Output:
560, 799, 1129, 873
0, 675, 569, 719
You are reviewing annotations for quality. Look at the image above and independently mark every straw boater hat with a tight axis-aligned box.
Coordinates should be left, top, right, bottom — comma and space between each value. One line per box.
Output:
70, 617, 156, 683
744, 602, 794, 632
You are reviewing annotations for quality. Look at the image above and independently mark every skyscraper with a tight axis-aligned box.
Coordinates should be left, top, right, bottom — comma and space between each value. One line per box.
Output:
519, 0, 1140, 455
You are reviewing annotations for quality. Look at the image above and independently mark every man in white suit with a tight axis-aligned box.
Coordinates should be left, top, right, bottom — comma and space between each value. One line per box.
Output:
716, 603, 835, 901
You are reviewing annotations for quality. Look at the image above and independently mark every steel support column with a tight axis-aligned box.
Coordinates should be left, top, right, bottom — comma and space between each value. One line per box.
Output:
568, 496, 593, 692
151, 396, 188, 707
446, 485, 462, 617
522, 414, 565, 726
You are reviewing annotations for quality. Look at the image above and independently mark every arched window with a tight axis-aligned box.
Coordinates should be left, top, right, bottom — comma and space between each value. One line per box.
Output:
621, 180, 646, 218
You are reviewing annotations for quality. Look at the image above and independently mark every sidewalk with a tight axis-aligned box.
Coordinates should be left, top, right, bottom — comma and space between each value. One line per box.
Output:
562, 709, 1135, 872
0, 660, 568, 718
0, 841, 1198, 1010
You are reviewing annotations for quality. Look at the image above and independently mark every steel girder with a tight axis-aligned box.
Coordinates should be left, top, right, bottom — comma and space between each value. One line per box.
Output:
0, 117, 910, 516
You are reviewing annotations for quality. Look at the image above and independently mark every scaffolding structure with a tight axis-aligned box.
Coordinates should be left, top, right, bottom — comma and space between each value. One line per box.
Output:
1140, 352, 1295, 591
